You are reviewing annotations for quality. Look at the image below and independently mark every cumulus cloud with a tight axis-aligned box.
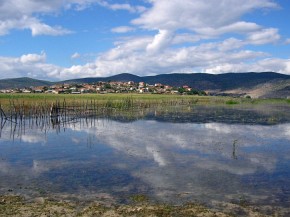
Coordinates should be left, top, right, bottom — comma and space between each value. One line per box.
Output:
97, 1, 146, 13
146, 29, 174, 54
132, 0, 278, 31
1, 41, 290, 81
0, 52, 62, 80
111, 26, 135, 33
20, 52, 46, 64
71, 52, 81, 59
0, 0, 144, 36
247, 28, 280, 45
0, 17, 72, 36
1, 0, 289, 79
74, 0, 282, 77
204, 58, 290, 74
0, 1, 73, 36
194, 21, 262, 36
85, 37, 273, 76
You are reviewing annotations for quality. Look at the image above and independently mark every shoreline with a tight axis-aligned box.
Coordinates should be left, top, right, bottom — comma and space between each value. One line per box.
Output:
1, 195, 289, 217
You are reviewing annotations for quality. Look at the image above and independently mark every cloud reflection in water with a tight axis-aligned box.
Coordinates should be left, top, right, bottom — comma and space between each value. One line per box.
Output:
0, 118, 290, 207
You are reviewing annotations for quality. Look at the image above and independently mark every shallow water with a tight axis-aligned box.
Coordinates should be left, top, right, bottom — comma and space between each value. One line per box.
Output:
0, 105, 290, 212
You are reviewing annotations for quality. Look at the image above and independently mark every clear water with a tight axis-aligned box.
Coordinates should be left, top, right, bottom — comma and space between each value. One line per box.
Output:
0, 106, 290, 211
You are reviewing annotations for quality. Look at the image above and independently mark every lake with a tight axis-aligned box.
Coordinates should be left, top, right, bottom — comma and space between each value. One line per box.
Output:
1, 105, 290, 215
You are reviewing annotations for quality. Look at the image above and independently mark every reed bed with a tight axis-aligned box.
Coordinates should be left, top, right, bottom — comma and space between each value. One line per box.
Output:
1, 93, 290, 124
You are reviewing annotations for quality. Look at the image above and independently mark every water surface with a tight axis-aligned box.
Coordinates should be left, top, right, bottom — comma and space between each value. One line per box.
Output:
0, 105, 290, 214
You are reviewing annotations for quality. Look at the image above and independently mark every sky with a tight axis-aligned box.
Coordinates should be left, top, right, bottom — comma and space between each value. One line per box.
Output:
0, 0, 290, 81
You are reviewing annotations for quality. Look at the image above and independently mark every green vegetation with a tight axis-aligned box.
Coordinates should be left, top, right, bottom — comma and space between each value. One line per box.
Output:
225, 100, 239, 105
177, 87, 206, 95
1, 93, 290, 111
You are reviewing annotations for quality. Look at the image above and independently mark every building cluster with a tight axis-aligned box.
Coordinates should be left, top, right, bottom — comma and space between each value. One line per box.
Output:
0, 81, 207, 95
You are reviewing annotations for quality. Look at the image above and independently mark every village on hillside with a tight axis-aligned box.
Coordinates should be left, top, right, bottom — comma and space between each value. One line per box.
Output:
0, 81, 207, 96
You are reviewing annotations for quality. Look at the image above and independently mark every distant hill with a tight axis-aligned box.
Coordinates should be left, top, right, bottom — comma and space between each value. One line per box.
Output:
65, 72, 290, 89
1, 72, 290, 98
0, 77, 52, 89
61, 72, 290, 98
62, 73, 142, 84
142, 72, 290, 91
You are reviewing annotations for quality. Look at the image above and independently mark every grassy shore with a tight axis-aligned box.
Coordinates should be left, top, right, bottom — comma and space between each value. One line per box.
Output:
1, 93, 289, 106
1, 93, 289, 121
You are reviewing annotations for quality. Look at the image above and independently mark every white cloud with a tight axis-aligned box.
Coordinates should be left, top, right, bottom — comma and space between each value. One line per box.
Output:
132, 0, 278, 32
60, 63, 98, 79
0, 0, 144, 36
194, 22, 262, 36
0, 52, 62, 80
0, 0, 289, 79
0, 16, 72, 36
254, 58, 290, 73
247, 28, 280, 45
22, 135, 46, 144
30, 22, 73, 36
204, 58, 290, 74
98, 0, 146, 13
72, 0, 280, 77
71, 52, 81, 59
286, 39, 290, 44
111, 26, 135, 33
172, 33, 206, 45
0, 1, 73, 36
1, 118, 290, 202
1, 37, 290, 81
67, 120, 290, 180
146, 29, 174, 54
20, 52, 46, 64
84, 37, 273, 76
218, 38, 245, 51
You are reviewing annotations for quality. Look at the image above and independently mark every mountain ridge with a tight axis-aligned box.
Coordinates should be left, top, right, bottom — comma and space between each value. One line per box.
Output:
1, 72, 290, 98
0, 77, 52, 89
62, 72, 290, 93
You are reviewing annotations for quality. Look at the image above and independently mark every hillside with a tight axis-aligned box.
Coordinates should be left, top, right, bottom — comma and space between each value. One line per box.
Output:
1, 72, 290, 98
65, 72, 290, 97
62, 73, 142, 84
0, 77, 52, 89
224, 79, 290, 98
65, 72, 290, 90
142, 72, 290, 91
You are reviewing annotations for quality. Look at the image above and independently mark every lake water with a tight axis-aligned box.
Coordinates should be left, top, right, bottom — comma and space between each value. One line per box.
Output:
1, 105, 290, 214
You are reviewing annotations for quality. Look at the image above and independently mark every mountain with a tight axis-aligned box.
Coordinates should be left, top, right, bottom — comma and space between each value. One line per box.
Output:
62, 72, 290, 98
141, 72, 290, 91
224, 78, 290, 98
65, 72, 289, 89
0, 77, 52, 89
62, 73, 142, 84
1, 72, 290, 98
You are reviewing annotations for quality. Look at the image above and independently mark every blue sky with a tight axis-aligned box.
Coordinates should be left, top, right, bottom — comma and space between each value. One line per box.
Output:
0, 0, 290, 81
